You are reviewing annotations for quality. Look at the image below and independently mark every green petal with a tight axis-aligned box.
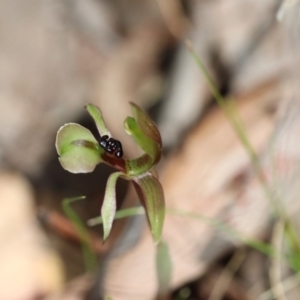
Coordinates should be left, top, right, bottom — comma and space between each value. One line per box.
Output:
124, 117, 157, 158
86, 103, 111, 137
132, 172, 165, 244
56, 123, 103, 173
101, 171, 129, 241
130, 102, 162, 147
125, 153, 153, 176
124, 103, 162, 176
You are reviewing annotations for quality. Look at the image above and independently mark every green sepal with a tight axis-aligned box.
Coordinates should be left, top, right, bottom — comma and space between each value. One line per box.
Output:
132, 172, 165, 244
124, 103, 162, 176
86, 103, 111, 137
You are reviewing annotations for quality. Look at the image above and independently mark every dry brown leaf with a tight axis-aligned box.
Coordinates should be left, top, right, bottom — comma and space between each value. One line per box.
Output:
0, 172, 63, 300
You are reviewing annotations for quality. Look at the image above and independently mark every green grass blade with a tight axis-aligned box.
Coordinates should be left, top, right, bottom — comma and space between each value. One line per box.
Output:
168, 208, 276, 257
88, 206, 145, 226
185, 39, 300, 266
90, 206, 276, 257
62, 196, 97, 273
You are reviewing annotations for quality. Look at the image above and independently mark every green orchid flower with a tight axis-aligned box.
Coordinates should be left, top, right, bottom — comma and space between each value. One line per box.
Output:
56, 103, 165, 244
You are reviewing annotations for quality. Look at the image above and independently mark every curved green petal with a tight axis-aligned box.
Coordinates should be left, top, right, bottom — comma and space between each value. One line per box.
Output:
132, 172, 165, 244
101, 171, 130, 241
124, 103, 162, 176
124, 117, 158, 159
125, 153, 153, 176
86, 103, 111, 137
56, 123, 103, 173
130, 102, 162, 147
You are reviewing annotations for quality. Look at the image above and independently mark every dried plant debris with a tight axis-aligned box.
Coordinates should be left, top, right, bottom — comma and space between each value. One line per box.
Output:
0, 172, 63, 299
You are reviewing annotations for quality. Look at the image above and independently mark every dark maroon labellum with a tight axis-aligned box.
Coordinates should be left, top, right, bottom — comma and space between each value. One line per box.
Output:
99, 135, 123, 158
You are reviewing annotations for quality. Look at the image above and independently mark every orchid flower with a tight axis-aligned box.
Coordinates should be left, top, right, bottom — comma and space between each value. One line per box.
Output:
56, 103, 165, 244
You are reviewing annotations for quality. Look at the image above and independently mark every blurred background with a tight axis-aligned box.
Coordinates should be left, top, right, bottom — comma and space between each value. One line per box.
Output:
1, 0, 300, 299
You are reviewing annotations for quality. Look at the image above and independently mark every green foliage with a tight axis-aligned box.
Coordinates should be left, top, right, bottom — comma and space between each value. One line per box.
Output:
186, 40, 300, 274
62, 196, 97, 272
56, 103, 165, 244
88, 206, 145, 226
89, 206, 276, 258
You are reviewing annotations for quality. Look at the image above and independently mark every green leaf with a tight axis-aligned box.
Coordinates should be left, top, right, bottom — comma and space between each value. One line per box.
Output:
124, 103, 162, 176
101, 171, 129, 241
56, 123, 103, 173
86, 103, 111, 137
62, 196, 97, 273
132, 172, 165, 244
88, 206, 145, 226
156, 241, 172, 299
